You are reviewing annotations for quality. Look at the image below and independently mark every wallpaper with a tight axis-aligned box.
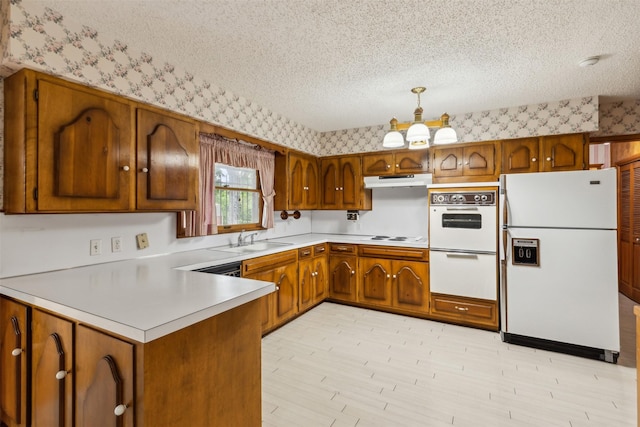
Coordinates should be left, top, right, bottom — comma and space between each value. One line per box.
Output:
596, 100, 640, 138
0, 0, 9, 64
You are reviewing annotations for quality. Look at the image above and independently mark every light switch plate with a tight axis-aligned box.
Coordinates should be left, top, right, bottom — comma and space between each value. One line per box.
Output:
90, 239, 102, 256
136, 233, 149, 249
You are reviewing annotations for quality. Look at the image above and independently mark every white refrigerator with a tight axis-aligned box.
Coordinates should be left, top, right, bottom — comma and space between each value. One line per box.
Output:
500, 168, 620, 363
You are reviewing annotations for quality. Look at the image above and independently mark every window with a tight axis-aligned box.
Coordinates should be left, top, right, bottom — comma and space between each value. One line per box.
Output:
215, 163, 262, 229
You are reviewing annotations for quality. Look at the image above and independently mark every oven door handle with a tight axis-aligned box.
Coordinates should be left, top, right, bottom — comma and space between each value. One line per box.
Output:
445, 207, 479, 211
444, 252, 478, 258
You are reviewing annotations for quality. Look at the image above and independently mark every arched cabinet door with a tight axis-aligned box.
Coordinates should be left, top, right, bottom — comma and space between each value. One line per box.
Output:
37, 79, 132, 212
75, 325, 134, 427
0, 297, 29, 427
392, 261, 430, 313
136, 108, 198, 211
31, 310, 73, 427
359, 258, 392, 306
329, 255, 358, 302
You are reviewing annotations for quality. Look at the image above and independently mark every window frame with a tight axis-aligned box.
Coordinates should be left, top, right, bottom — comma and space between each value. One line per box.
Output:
214, 163, 265, 234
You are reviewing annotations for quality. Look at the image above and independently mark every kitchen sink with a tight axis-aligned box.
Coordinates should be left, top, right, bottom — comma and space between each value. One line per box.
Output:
217, 241, 293, 254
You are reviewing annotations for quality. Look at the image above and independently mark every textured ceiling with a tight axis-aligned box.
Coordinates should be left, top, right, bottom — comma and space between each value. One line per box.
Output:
22, 0, 640, 132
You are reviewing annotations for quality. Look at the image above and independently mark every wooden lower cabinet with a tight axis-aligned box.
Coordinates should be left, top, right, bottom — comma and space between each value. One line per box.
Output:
31, 310, 74, 427
76, 325, 134, 427
1, 296, 263, 427
1, 298, 29, 427
358, 246, 430, 315
298, 244, 328, 312
242, 250, 299, 334
328, 244, 359, 302
429, 293, 498, 330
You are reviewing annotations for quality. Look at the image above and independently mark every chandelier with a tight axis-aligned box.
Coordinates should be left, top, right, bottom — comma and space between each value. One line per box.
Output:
383, 87, 458, 150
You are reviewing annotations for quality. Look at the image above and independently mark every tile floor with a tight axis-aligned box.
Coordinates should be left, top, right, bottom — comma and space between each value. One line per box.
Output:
262, 297, 637, 426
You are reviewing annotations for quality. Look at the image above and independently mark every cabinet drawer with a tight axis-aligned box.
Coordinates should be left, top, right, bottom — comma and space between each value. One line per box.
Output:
430, 293, 497, 322
242, 250, 298, 274
359, 245, 428, 261
329, 243, 357, 255
313, 243, 327, 256
298, 246, 313, 259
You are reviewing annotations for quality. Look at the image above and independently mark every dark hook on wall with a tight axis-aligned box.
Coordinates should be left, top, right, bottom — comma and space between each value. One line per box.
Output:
280, 210, 301, 220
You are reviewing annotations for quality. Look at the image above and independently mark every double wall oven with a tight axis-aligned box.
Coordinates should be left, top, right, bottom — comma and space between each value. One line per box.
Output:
428, 187, 499, 301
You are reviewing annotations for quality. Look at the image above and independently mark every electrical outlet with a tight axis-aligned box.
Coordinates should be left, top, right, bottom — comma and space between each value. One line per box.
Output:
90, 239, 102, 256
111, 236, 122, 252
136, 233, 149, 249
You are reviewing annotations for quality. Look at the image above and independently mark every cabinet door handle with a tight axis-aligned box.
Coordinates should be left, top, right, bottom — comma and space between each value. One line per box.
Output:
114, 404, 128, 416
334, 246, 350, 252
454, 305, 469, 312
121, 165, 130, 171
335, 187, 339, 191
141, 167, 149, 173
395, 164, 399, 168
339, 187, 344, 191
351, 270, 355, 275
276, 286, 280, 291
392, 275, 397, 279
386, 164, 391, 169
531, 157, 537, 162
546, 157, 552, 161
465, 161, 469, 165
56, 370, 69, 380
11, 348, 22, 356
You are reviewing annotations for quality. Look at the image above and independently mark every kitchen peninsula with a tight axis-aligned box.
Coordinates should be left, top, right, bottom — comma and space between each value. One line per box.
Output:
0, 250, 276, 427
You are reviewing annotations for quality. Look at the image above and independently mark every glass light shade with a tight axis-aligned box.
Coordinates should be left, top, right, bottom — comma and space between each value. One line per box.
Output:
382, 131, 405, 148
433, 127, 458, 145
406, 122, 430, 150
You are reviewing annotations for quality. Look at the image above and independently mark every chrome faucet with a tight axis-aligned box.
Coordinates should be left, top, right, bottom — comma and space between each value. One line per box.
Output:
237, 230, 259, 246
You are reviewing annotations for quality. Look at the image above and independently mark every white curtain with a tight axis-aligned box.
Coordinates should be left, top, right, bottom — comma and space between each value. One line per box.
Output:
198, 133, 276, 234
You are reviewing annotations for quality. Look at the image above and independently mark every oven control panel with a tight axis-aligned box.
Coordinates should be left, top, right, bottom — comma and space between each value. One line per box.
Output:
430, 191, 496, 206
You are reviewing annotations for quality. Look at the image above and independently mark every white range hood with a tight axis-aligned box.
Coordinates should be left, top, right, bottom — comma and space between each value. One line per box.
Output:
363, 173, 433, 189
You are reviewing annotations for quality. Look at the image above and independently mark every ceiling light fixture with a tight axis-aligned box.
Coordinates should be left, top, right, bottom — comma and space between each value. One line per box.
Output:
383, 87, 458, 150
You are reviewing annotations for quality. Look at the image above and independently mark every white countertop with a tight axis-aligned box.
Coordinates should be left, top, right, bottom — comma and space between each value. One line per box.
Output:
0, 233, 428, 343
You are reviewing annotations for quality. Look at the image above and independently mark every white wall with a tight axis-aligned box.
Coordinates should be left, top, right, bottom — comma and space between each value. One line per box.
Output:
0, 211, 312, 278
0, 188, 428, 278
311, 188, 429, 239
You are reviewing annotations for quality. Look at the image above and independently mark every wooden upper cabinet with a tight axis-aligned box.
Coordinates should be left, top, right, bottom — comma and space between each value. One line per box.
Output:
1, 298, 29, 427
3, 68, 198, 213
432, 142, 498, 183
136, 108, 198, 210
540, 133, 587, 172
362, 151, 429, 176
502, 134, 587, 174
502, 137, 540, 174
75, 325, 134, 427
36, 77, 133, 212
274, 151, 319, 210
320, 155, 371, 210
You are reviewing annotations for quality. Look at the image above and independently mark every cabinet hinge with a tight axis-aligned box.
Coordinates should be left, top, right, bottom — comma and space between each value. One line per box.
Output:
33, 89, 39, 101
33, 188, 38, 200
